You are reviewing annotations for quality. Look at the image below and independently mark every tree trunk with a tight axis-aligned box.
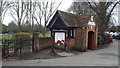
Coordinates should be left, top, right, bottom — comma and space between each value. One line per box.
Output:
42, 27, 47, 37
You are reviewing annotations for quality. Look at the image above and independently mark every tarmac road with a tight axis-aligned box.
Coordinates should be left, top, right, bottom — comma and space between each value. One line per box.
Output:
2, 39, 119, 66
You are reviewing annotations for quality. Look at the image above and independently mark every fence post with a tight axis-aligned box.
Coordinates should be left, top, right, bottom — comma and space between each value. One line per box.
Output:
33, 32, 39, 52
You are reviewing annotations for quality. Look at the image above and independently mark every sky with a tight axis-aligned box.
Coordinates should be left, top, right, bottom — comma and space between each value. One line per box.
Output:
3, 0, 73, 26
3, 0, 119, 26
58, 0, 73, 11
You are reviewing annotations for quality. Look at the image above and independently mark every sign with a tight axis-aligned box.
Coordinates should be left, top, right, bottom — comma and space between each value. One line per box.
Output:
55, 32, 65, 44
8, 30, 15, 34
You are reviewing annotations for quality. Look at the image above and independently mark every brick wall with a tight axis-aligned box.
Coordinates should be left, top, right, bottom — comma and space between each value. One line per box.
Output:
33, 25, 98, 52
74, 28, 87, 51
66, 38, 75, 50
39, 37, 53, 49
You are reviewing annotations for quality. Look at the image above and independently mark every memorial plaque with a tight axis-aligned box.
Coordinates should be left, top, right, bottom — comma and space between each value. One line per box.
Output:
55, 32, 65, 43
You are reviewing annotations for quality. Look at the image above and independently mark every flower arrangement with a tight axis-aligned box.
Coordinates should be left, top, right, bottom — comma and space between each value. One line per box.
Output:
56, 40, 65, 46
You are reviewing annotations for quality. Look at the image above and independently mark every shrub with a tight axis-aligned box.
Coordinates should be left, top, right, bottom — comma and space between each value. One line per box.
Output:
13, 32, 32, 53
2, 34, 15, 57
103, 33, 110, 44
97, 35, 104, 45
2, 39, 12, 57
97, 33, 110, 45
2, 32, 32, 59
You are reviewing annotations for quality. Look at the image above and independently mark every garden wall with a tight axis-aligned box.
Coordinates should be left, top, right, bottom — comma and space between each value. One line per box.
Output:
37, 37, 75, 50
39, 37, 53, 50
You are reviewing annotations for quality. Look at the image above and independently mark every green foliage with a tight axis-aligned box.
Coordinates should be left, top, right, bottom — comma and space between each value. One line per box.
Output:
0, 34, 13, 40
2, 34, 15, 57
14, 32, 32, 38
97, 33, 110, 45
97, 35, 104, 45
2, 32, 32, 59
13, 32, 32, 53
13, 32, 32, 46
2, 39, 13, 56
103, 33, 110, 44
39, 33, 51, 37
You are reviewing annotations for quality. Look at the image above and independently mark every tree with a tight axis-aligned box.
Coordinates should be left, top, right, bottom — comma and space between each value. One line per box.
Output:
0, 0, 13, 33
110, 26, 118, 32
8, 21, 19, 33
10, 0, 26, 32
86, 1, 120, 36
22, 0, 35, 33
68, 2, 95, 15
33, 0, 62, 37
0, 23, 7, 33
118, 26, 120, 32
68, 1, 120, 37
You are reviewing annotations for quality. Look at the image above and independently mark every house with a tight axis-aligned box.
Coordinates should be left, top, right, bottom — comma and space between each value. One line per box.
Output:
47, 10, 98, 51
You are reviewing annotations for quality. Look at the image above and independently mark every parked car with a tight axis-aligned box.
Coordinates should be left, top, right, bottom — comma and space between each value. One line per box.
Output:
113, 34, 120, 40
109, 32, 118, 36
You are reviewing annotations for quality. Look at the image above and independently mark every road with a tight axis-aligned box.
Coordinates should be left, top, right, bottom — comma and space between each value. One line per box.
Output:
2, 39, 119, 66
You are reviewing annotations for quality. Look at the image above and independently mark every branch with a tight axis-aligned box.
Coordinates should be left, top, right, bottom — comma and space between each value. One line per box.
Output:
46, 0, 62, 25
106, 1, 119, 25
86, 1, 98, 14
32, 15, 40, 26
105, 2, 113, 10
2, 8, 8, 22
10, 13, 17, 23
21, 13, 29, 24
108, 2, 119, 18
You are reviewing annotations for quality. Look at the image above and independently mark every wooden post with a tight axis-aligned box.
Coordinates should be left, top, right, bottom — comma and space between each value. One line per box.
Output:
72, 29, 74, 37
19, 38, 22, 60
50, 29, 53, 37
68, 29, 71, 38
95, 26, 98, 49
33, 32, 39, 52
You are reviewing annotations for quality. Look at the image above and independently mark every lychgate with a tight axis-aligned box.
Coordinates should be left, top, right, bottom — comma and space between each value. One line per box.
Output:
47, 10, 98, 51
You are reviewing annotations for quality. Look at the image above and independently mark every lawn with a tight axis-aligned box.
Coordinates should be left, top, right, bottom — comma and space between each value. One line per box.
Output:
0, 33, 51, 40
39, 33, 51, 37
0, 34, 14, 40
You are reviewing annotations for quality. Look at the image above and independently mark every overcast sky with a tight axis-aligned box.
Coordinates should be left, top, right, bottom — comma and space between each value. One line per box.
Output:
3, 0, 119, 26
3, 0, 73, 26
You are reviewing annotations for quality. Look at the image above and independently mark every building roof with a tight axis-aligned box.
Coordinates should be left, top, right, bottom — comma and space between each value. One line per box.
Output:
47, 10, 94, 28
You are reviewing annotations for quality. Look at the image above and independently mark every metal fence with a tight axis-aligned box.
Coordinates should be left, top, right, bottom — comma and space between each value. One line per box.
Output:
1, 34, 33, 60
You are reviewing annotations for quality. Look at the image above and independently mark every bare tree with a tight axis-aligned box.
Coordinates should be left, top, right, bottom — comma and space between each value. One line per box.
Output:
0, 0, 12, 23
22, 0, 35, 33
10, 0, 26, 32
68, 1, 120, 37
86, 1, 120, 36
68, 2, 95, 15
33, 0, 62, 37
0, 0, 13, 33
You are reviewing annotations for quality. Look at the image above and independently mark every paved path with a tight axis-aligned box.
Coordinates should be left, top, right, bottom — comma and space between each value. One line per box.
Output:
2, 39, 119, 66
0, 41, 2, 68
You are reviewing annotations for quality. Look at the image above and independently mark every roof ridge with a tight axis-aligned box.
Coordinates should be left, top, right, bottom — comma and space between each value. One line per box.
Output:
47, 10, 95, 28
57, 10, 68, 26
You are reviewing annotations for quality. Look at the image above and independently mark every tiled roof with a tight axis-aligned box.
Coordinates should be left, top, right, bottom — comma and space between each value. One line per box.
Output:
58, 10, 91, 27
47, 10, 95, 28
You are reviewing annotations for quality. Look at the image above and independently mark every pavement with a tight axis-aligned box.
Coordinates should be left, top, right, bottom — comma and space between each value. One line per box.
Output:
2, 39, 119, 66
0, 41, 2, 67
